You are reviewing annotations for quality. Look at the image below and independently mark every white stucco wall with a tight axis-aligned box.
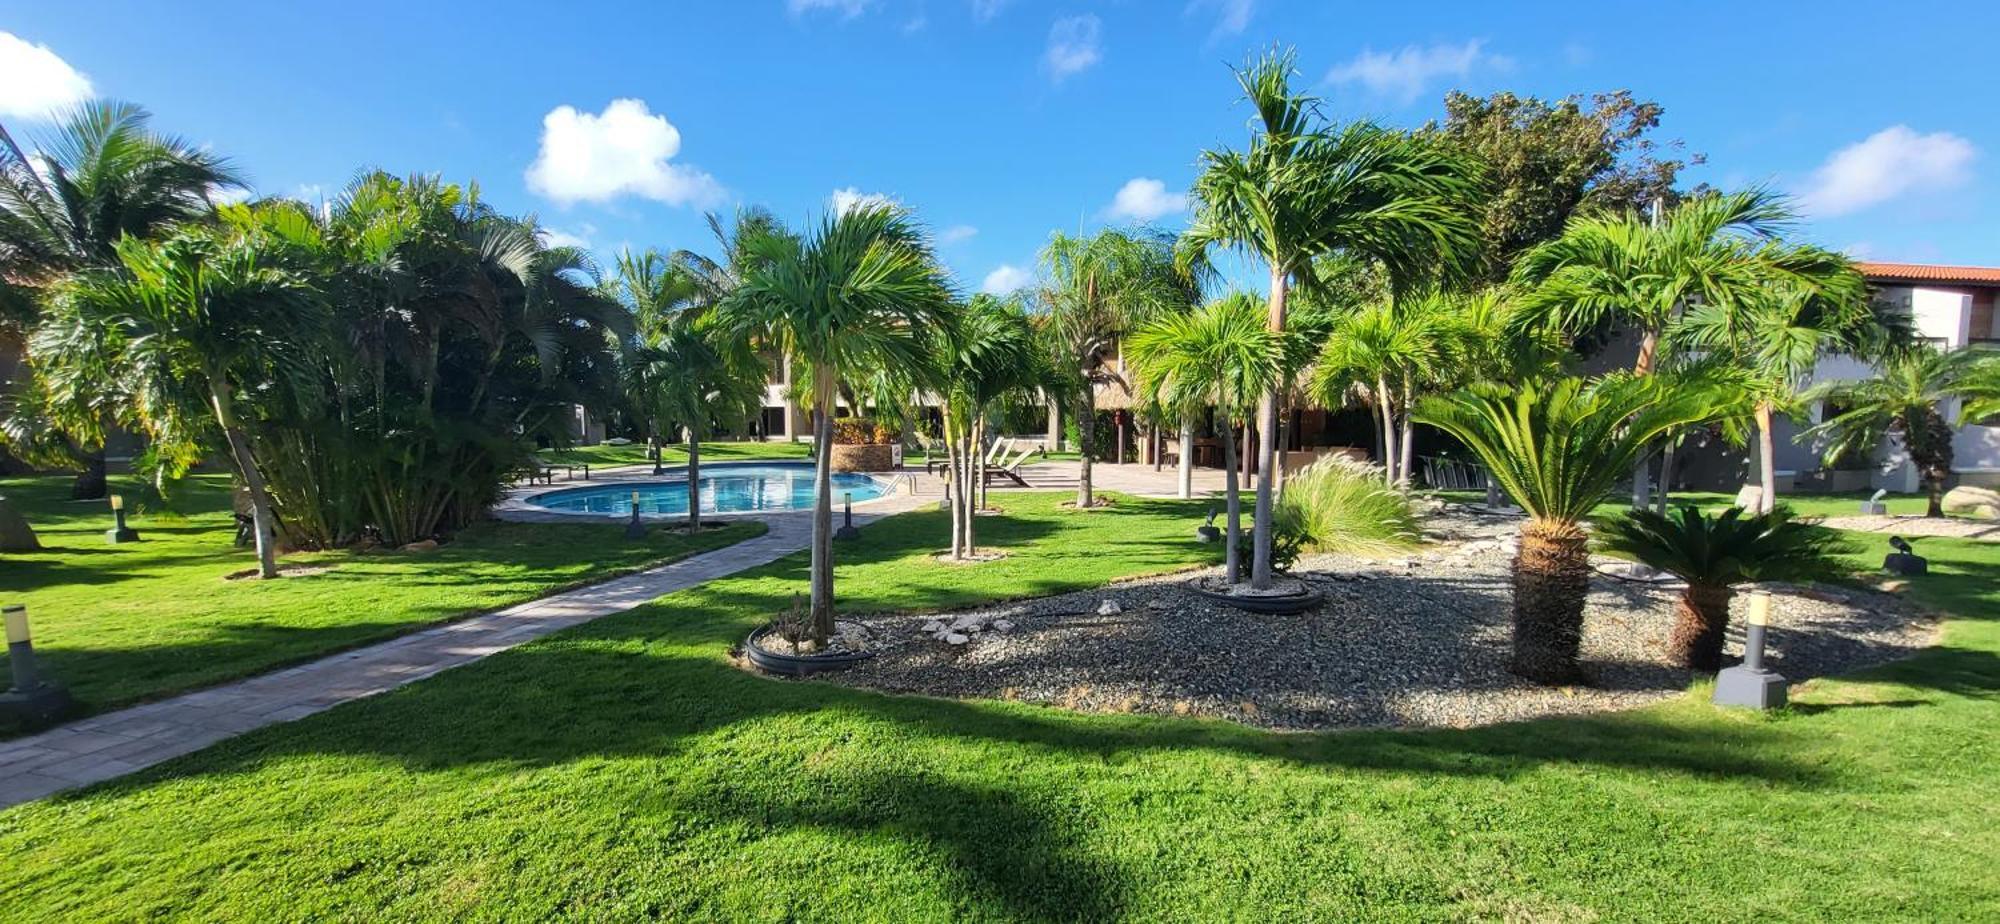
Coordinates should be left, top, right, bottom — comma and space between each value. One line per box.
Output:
1910, 286, 1973, 347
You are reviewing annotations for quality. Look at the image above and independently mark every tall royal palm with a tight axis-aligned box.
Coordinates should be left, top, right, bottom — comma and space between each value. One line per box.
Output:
1416, 376, 1712, 683
0, 101, 243, 511
1035, 228, 1193, 509
719, 205, 949, 642
34, 226, 324, 578
1181, 48, 1482, 589
1127, 293, 1283, 583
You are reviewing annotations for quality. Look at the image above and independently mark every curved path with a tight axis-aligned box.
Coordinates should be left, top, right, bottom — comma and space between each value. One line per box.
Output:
0, 493, 934, 809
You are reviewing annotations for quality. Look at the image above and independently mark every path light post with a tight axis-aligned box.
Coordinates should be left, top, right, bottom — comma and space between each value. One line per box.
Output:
105, 494, 140, 543
624, 490, 649, 540
0, 605, 74, 725
1714, 589, 1786, 710
834, 491, 861, 541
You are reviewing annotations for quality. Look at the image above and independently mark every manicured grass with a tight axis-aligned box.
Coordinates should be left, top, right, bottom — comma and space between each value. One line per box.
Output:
547, 440, 815, 469
0, 474, 763, 730
0, 491, 1993, 920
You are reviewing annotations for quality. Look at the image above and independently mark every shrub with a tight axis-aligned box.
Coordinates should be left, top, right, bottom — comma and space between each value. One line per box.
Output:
1275, 457, 1422, 557
831, 417, 894, 446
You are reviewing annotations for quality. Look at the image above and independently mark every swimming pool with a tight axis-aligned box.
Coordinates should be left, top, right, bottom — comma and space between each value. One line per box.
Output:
526, 463, 891, 516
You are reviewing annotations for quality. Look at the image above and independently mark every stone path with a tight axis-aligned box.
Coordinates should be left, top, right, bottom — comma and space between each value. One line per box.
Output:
0, 495, 931, 809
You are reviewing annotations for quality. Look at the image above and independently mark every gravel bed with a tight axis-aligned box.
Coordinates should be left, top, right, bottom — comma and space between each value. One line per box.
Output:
812, 504, 1941, 731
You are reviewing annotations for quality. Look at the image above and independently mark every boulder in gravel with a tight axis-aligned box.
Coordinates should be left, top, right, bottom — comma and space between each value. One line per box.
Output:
1097, 600, 1123, 615
922, 620, 946, 633
944, 632, 970, 645
1942, 485, 2000, 519
992, 619, 1015, 632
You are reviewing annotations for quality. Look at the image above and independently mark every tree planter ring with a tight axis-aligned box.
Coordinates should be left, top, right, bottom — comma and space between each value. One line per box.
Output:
1194, 585, 1324, 615
743, 627, 876, 676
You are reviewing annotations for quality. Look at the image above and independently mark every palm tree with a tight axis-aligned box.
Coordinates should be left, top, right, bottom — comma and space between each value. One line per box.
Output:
719, 205, 949, 643
33, 226, 323, 578
1034, 229, 1193, 509
1126, 293, 1283, 583
1804, 346, 2000, 517
1415, 375, 1713, 683
1597, 505, 1850, 671
0, 101, 242, 513
1513, 189, 1795, 508
1180, 47, 1482, 589
612, 250, 765, 533
931, 294, 1041, 559
1671, 249, 1879, 511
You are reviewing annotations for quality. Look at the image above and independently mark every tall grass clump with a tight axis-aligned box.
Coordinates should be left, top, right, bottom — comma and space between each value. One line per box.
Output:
1275, 457, 1421, 557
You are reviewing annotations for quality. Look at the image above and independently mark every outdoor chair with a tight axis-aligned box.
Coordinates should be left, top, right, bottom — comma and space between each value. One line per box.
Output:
983, 445, 1039, 487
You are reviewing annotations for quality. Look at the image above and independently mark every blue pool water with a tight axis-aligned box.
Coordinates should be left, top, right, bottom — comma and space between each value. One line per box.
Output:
528, 463, 890, 516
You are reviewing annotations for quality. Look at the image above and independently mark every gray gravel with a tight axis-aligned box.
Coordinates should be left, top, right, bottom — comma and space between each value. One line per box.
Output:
818, 504, 1941, 731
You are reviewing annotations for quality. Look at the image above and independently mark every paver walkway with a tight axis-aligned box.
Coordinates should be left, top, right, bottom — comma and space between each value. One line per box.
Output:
0, 495, 931, 809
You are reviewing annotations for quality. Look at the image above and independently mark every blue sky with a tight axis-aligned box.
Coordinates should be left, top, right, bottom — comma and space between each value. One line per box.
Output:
3, 1, 1995, 293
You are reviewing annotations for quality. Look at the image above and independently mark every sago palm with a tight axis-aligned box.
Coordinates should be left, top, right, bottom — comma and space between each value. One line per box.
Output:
1126, 292, 1282, 583
1597, 505, 1850, 671
719, 204, 950, 643
1415, 375, 1715, 683
1180, 46, 1482, 589
1804, 346, 2000, 517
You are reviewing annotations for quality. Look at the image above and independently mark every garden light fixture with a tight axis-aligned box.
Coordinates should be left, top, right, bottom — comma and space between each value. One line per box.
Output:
105, 494, 140, 543
1713, 590, 1786, 710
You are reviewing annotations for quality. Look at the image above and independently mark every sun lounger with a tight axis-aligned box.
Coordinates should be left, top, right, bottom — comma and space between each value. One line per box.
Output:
983, 445, 1038, 487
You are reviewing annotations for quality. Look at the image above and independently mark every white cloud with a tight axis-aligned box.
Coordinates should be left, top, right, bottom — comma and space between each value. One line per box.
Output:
1796, 126, 1976, 218
526, 99, 724, 208
1325, 39, 1512, 105
1104, 178, 1187, 222
0, 32, 92, 119
789, 0, 873, 18
541, 224, 595, 250
972, 0, 1010, 23
981, 264, 1032, 294
939, 224, 978, 244
829, 187, 899, 215
1187, 0, 1255, 35
1043, 15, 1102, 82
205, 184, 252, 206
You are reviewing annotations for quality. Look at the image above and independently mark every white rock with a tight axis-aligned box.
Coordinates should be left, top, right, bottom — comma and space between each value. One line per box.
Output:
944, 632, 970, 645
1097, 600, 1123, 616
951, 614, 985, 631
922, 620, 946, 633
992, 619, 1015, 632
1943, 485, 2000, 518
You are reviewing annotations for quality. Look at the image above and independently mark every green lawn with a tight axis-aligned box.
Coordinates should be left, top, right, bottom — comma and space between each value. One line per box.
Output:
0, 490, 1994, 920
0, 474, 762, 730
547, 439, 815, 469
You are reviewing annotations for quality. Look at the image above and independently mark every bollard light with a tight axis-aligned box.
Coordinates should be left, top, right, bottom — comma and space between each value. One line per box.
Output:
1, 605, 74, 724
624, 490, 649, 540
1714, 589, 1786, 710
835, 491, 861, 540
105, 494, 140, 543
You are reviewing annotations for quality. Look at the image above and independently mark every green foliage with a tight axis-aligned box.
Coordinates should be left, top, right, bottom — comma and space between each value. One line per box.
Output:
1274, 457, 1421, 556
1125, 292, 1282, 421
1414, 375, 1717, 525
1804, 346, 2000, 512
1596, 504, 1852, 587
830, 417, 894, 445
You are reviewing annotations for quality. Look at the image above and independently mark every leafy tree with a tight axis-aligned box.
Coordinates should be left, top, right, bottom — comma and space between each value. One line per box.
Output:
1415, 376, 1713, 683
0, 101, 242, 513
1426, 90, 1701, 278
1181, 47, 1482, 589
720, 204, 949, 643
1804, 346, 2000, 517
1126, 293, 1282, 583
1597, 505, 1850, 671
1033, 228, 1193, 509
35, 226, 322, 577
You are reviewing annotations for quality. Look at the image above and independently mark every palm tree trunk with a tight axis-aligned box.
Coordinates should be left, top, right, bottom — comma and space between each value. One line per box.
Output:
809, 369, 837, 643
1250, 265, 1289, 591
1221, 410, 1242, 584
1631, 329, 1659, 510
209, 380, 281, 579
1654, 431, 1681, 516
1377, 377, 1399, 486
1511, 518, 1590, 684
975, 414, 989, 512
1755, 401, 1778, 514
943, 410, 962, 558
1398, 376, 1416, 488
1075, 393, 1096, 508
685, 429, 701, 533
1669, 584, 1733, 672
964, 420, 979, 556
1177, 421, 1194, 500
0, 494, 40, 552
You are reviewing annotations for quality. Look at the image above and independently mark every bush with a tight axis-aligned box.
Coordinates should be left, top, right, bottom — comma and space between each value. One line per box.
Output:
831, 417, 895, 446
1275, 458, 1422, 557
